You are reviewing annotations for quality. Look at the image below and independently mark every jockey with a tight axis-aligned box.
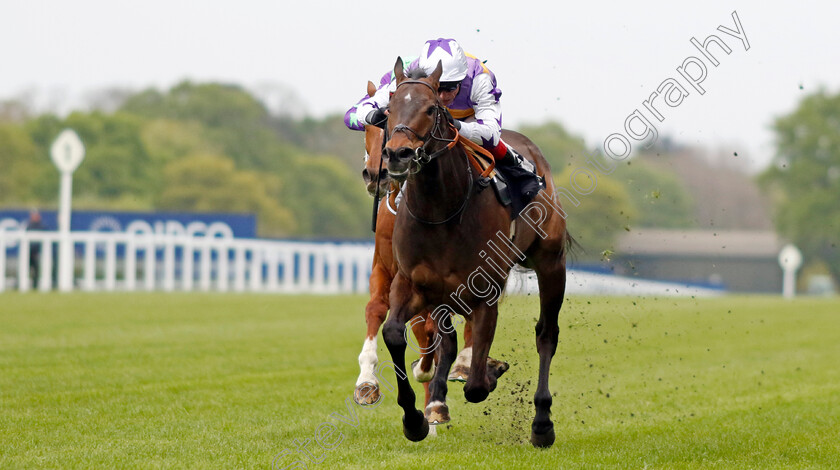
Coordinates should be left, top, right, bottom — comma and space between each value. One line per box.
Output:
347, 38, 543, 202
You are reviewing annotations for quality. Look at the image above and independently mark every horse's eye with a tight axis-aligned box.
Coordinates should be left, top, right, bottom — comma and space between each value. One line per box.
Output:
426, 106, 435, 115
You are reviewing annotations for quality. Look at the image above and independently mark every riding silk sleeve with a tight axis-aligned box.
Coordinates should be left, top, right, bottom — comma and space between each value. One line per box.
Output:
346, 57, 417, 130
456, 72, 503, 148
355, 83, 393, 127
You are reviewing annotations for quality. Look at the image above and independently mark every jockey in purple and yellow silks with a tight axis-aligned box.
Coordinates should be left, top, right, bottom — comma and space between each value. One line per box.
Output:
347, 38, 542, 200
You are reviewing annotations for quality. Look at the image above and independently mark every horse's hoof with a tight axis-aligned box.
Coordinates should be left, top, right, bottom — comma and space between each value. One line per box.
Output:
412, 359, 434, 383
424, 400, 451, 425
447, 364, 469, 382
402, 410, 430, 442
487, 357, 510, 379
463, 383, 489, 403
530, 425, 555, 448
353, 382, 381, 406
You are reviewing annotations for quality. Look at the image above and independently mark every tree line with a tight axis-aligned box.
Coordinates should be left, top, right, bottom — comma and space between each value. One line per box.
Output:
2, 81, 834, 280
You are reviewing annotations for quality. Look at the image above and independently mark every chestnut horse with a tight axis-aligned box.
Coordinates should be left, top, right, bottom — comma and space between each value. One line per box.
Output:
380, 59, 571, 448
354, 118, 436, 407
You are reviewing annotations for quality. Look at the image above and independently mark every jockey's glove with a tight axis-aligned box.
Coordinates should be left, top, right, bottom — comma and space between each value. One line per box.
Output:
442, 108, 461, 130
366, 108, 388, 129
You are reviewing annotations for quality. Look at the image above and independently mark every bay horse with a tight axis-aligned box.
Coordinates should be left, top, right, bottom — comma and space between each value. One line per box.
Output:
355, 81, 499, 407
380, 58, 570, 448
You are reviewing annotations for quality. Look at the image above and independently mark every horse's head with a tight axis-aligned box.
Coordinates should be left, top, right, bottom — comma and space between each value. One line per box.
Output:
383, 56, 446, 183
361, 81, 391, 197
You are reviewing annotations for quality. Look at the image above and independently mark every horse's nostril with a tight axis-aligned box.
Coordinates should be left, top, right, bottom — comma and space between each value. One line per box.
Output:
379, 168, 389, 179
362, 169, 372, 183
396, 147, 415, 162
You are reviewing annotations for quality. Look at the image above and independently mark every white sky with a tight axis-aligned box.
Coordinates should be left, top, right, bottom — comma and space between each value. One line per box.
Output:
2, 1, 839, 170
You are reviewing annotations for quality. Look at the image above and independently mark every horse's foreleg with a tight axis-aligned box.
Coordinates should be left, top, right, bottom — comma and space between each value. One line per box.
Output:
409, 311, 434, 408
410, 312, 435, 382
463, 305, 502, 403
382, 273, 429, 442
424, 311, 457, 424
354, 262, 390, 405
530, 254, 567, 448
448, 317, 472, 382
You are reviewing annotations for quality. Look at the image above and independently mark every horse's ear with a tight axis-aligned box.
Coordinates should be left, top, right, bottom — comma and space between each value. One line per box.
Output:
429, 60, 443, 86
394, 56, 406, 85
367, 80, 376, 98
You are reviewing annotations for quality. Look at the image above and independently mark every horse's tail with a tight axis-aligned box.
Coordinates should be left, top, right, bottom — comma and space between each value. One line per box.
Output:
563, 230, 583, 263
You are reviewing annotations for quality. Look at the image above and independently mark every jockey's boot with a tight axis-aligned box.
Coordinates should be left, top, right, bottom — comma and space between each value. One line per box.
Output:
495, 147, 544, 207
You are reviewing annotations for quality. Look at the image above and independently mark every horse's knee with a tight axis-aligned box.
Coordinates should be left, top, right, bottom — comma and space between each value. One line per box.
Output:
382, 321, 406, 348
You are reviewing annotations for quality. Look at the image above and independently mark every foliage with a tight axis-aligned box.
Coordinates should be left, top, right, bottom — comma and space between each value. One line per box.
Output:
65, 111, 155, 204
554, 166, 637, 259
0, 123, 48, 205
619, 157, 697, 228
518, 121, 588, 172
120, 81, 295, 171
0, 84, 724, 240
760, 89, 840, 282
157, 154, 296, 235
273, 114, 366, 172
280, 155, 370, 238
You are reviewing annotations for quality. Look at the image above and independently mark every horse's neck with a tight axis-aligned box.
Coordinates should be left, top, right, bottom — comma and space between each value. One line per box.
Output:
405, 147, 470, 220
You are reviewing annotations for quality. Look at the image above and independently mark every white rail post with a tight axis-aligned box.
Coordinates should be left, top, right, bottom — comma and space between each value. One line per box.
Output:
38, 237, 53, 292
280, 247, 294, 293
83, 238, 96, 291
104, 238, 117, 291
163, 234, 175, 292
17, 232, 30, 292
0, 236, 6, 293
144, 235, 155, 291
200, 240, 211, 292
51, 130, 85, 292
125, 237, 137, 291
182, 237, 194, 291
217, 241, 230, 292
233, 246, 246, 292
249, 246, 263, 292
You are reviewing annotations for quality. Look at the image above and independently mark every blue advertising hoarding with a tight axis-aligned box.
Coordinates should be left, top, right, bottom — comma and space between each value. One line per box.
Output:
0, 209, 256, 239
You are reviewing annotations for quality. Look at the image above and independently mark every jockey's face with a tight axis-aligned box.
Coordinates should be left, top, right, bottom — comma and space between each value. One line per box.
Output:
437, 83, 460, 107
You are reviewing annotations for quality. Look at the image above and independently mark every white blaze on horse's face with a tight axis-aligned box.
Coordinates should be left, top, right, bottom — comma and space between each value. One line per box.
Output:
404, 92, 412, 103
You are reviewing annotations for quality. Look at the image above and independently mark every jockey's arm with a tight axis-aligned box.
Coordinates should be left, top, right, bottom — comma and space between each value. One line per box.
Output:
457, 73, 503, 147
355, 81, 395, 127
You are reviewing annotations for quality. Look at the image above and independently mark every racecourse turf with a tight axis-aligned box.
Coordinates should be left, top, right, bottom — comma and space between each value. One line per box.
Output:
1, 293, 838, 469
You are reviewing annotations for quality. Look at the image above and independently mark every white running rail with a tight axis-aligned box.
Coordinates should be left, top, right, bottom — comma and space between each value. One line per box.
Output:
0, 230, 374, 294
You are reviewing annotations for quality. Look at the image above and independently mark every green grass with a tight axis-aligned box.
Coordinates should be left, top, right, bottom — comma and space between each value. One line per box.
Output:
1, 294, 839, 469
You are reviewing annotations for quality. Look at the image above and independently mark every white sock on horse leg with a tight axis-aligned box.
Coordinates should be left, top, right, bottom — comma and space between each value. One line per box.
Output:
356, 337, 379, 386
453, 346, 473, 368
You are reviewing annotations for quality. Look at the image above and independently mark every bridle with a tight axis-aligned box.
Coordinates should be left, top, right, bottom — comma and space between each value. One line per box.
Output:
384, 78, 473, 225
385, 79, 458, 175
